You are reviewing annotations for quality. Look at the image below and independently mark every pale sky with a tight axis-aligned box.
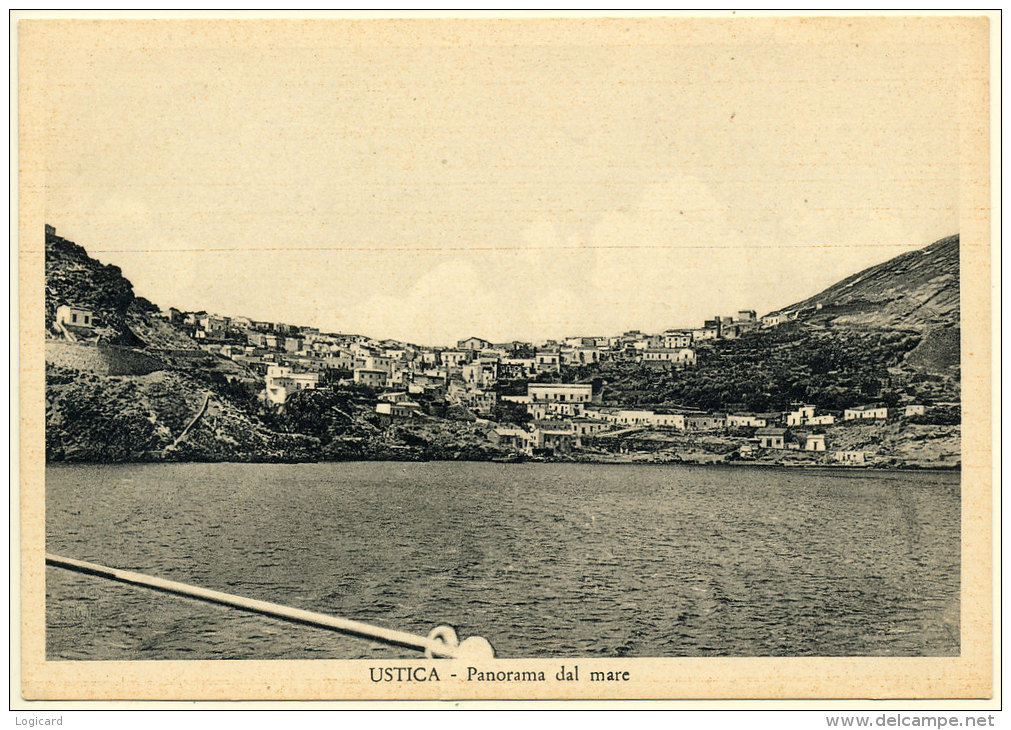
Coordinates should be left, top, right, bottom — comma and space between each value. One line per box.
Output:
37, 18, 970, 345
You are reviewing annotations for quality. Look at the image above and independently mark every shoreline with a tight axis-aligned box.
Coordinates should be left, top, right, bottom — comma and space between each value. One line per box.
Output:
44, 457, 961, 472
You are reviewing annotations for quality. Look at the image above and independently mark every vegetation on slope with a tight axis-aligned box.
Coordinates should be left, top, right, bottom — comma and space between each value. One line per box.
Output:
564, 324, 958, 413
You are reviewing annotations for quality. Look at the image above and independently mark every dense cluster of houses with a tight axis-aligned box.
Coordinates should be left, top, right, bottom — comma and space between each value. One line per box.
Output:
154, 308, 730, 408
51, 300, 930, 465
489, 391, 926, 463
139, 307, 799, 416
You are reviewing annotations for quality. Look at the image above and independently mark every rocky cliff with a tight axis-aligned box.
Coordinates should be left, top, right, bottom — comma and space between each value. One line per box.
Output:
781, 235, 960, 374
45, 228, 304, 461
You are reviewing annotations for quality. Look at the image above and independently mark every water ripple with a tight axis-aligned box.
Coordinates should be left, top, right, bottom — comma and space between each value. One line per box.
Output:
45, 462, 960, 659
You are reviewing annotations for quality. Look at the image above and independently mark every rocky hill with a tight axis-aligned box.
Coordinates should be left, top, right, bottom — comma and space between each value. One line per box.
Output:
45, 227, 304, 461
580, 233, 961, 415
780, 235, 959, 331
45, 366, 321, 462
780, 235, 960, 374
46, 228, 201, 351
44, 226, 501, 463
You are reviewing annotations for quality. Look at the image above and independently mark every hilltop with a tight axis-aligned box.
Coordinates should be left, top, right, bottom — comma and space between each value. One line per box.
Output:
46, 229, 197, 349
781, 235, 960, 373
581, 234, 961, 412
780, 235, 959, 331
45, 228, 324, 461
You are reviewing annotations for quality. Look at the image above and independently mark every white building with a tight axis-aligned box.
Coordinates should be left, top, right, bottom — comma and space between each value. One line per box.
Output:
354, 368, 388, 388
834, 451, 866, 464
808, 414, 836, 426
612, 410, 686, 429
662, 331, 692, 349
56, 304, 94, 329
561, 347, 601, 366
786, 405, 817, 426
761, 312, 785, 328
690, 327, 719, 341
844, 405, 889, 421
571, 418, 610, 437
462, 360, 499, 389
803, 433, 827, 451
535, 352, 561, 373
528, 401, 586, 420
264, 365, 320, 405
440, 350, 473, 368
727, 413, 767, 428
528, 383, 593, 404
501, 357, 537, 378
376, 401, 420, 419
642, 348, 696, 367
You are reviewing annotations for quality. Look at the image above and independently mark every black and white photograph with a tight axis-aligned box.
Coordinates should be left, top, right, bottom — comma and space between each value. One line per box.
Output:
16, 12, 994, 703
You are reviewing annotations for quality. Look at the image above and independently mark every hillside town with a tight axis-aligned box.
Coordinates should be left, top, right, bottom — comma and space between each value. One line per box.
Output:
51, 291, 942, 467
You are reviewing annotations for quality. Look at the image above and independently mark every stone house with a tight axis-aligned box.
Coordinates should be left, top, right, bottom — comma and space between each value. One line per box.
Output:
833, 451, 866, 464
528, 382, 593, 405
662, 331, 692, 349
440, 350, 473, 369
642, 348, 696, 368
761, 312, 784, 328
786, 404, 817, 426
804, 433, 827, 451
535, 351, 561, 373
488, 427, 527, 450
457, 336, 493, 351
685, 413, 727, 432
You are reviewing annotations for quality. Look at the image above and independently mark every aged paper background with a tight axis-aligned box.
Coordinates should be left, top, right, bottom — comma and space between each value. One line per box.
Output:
15, 12, 995, 702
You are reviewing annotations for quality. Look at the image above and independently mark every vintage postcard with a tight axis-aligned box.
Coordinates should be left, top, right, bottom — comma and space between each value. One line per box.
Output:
15, 13, 995, 703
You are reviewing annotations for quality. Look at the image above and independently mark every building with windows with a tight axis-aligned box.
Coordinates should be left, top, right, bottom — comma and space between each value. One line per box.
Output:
761, 312, 784, 328
535, 351, 561, 373
756, 427, 786, 449
264, 365, 320, 405
726, 413, 767, 428
353, 368, 388, 388
685, 413, 727, 431
56, 304, 94, 329
833, 451, 866, 464
440, 350, 473, 368
375, 401, 420, 421
803, 433, 827, 451
844, 405, 889, 420
527, 383, 593, 404
642, 348, 696, 368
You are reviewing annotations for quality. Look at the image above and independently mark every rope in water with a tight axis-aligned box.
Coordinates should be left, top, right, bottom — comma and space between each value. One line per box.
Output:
45, 553, 495, 660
